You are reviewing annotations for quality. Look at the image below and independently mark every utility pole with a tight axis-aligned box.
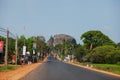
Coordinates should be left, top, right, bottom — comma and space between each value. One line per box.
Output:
5, 29, 9, 66
15, 35, 18, 65
24, 26, 25, 46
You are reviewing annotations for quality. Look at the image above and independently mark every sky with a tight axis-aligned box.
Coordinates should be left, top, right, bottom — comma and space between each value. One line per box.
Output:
0, 0, 120, 44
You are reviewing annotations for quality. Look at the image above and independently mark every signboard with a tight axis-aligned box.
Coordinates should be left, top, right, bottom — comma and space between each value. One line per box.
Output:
33, 50, 35, 54
26, 51, 30, 55
0, 41, 4, 53
37, 52, 40, 56
33, 43, 36, 49
23, 46, 26, 55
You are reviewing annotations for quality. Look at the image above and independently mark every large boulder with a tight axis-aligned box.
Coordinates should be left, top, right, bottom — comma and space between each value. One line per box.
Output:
32, 36, 45, 42
47, 34, 76, 46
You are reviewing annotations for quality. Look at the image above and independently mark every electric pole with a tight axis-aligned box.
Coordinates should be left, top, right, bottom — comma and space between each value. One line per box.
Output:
15, 35, 18, 65
5, 29, 9, 66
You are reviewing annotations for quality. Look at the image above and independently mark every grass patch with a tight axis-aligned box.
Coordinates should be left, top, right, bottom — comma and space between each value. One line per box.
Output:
92, 64, 120, 75
0, 65, 19, 72
73, 62, 120, 75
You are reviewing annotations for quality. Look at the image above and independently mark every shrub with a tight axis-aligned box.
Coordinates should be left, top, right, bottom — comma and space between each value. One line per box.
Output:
89, 45, 120, 64
117, 62, 120, 65
106, 50, 120, 64
73, 46, 87, 62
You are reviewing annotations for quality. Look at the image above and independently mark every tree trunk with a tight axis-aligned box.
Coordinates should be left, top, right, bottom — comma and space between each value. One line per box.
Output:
90, 43, 93, 50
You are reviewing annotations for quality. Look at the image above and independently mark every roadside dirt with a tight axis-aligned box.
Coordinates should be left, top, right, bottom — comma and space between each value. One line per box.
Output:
0, 56, 47, 80
0, 63, 42, 80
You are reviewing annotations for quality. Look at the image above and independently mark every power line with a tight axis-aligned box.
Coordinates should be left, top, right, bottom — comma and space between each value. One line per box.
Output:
0, 27, 6, 32
9, 31, 16, 39
0, 26, 6, 30
0, 33, 6, 37
0, 31, 6, 37
0, 26, 16, 39
0, 26, 17, 66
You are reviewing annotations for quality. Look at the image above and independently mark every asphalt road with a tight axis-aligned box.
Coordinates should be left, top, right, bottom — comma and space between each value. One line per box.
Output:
20, 60, 120, 80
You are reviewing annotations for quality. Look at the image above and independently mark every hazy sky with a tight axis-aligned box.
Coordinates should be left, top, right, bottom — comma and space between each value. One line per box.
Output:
0, 0, 120, 44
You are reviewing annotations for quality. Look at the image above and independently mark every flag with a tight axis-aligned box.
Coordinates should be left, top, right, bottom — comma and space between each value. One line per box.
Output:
0, 41, 4, 51
0, 41, 4, 53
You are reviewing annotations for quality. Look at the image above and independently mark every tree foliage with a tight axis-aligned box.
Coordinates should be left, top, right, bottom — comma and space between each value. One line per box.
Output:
18, 35, 47, 56
116, 42, 120, 49
73, 45, 87, 62
35, 36, 47, 56
48, 36, 54, 52
18, 35, 26, 54
81, 30, 115, 50
54, 41, 76, 56
0, 36, 5, 41
88, 45, 120, 64
8, 37, 15, 54
26, 37, 34, 52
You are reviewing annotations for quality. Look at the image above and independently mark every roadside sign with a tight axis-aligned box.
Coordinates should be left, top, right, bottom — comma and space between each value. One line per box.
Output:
33, 50, 35, 54
0, 41, 4, 53
33, 43, 36, 48
37, 52, 40, 56
23, 46, 26, 55
26, 51, 30, 55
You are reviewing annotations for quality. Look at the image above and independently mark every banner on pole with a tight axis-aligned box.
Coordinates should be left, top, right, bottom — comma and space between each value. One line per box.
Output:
0, 41, 4, 53
23, 46, 26, 55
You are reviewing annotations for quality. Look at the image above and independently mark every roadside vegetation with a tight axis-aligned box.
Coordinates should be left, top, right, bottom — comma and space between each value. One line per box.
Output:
0, 35, 49, 72
93, 64, 120, 74
0, 30, 120, 74
72, 62, 120, 75
55, 30, 120, 74
0, 65, 19, 72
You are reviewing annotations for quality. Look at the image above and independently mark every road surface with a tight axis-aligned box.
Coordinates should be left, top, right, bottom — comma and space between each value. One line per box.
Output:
20, 60, 120, 80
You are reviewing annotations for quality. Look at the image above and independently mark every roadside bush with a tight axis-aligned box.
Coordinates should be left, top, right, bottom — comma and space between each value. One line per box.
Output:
89, 45, 120, 64
0, 65, 19, 72
73, 46, 87, 62
116, 62, 120, 65
106, 50, 120, 64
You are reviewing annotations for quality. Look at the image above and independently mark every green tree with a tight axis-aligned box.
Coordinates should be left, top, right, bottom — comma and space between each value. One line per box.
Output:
0, 35, 16, 61
54, 44, 63, 54
89, 45, 120, 64
106, 49, 120, 64
48, 36, 54, 52
26, 37, 34, 52
0, 36, 5, 41
8, 37, 15, 54
54, 39, 76, 54
73, 45, 87, 62
18, 35, 26, 54
116, 42, 120, 49
81, 30, 115, 50
61, 41, 76, 55
35, 36, 47, 56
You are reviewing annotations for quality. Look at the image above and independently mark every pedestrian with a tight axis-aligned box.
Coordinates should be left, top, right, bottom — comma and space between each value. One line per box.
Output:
28, 55, 31, 64
20, 55, 25, 65
11, 54, 16, 64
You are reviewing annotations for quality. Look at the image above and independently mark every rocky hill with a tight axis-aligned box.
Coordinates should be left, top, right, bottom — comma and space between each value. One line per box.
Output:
47, 34, 76, 46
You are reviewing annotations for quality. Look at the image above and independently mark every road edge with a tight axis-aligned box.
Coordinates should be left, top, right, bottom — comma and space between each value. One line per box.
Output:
66, 62, 120, 78
9, 56, 48, 80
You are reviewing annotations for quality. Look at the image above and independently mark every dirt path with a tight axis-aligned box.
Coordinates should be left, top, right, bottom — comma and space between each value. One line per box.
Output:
0, 56, 48, 80
0, 57, 47, 80
0, 63, 42, 80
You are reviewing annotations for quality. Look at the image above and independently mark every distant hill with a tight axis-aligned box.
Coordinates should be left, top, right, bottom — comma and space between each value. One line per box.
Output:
47, 34, 76, 46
